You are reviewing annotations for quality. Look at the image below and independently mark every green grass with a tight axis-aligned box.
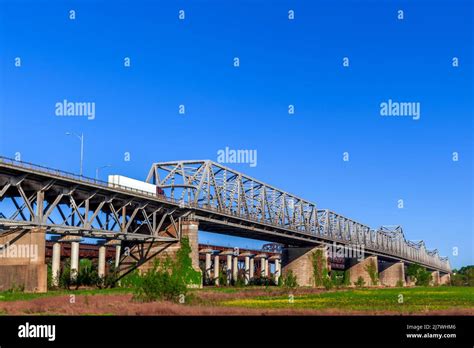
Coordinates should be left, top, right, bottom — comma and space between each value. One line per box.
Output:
1, 285, 473, 315
0, 287, 132, 302
220, 286, 474, 313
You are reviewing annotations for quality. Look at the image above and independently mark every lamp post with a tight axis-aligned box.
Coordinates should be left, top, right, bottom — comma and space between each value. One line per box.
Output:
66, 132, 84, 176
96, 164, 111, 181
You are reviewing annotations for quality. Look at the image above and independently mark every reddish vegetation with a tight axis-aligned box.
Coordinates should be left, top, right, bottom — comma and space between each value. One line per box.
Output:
0, 289, 472, 316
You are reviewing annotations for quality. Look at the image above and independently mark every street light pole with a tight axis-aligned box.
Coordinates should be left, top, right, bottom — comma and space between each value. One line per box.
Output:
96, 164, 111, 181
79, 133, 84, 176
66, 132, 84, 176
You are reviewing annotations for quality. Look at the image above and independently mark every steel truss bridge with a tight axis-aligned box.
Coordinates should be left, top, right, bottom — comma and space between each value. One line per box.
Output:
0, 157, 450, 273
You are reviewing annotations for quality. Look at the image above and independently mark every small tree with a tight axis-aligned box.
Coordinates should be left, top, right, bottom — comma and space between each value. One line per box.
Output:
407, 263, 432, 286
343, 270, 351, 286
282, 270, 298, 289
355, 276, 365, 287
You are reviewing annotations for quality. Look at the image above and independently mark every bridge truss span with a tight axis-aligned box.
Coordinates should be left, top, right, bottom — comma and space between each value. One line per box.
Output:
0, 157, 450, 273
0, 157, 188, 242
147, 160, 450, 273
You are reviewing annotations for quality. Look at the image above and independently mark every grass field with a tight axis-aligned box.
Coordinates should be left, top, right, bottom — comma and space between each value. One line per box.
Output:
0, 286, 472, 315
217, 286, 474, 314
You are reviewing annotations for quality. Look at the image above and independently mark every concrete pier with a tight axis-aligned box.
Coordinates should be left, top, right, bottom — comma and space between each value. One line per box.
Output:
440, 273, 451, 285
431, 271, 440, 286
70, 241, 80, 281
256, 254, 267, 278
249, 257, 255, 280
206, 253, 212, 280
379, 261, 405, 287
51, 241, 61, 287
200, 249, 214, 282
213, 255, 220, 285
270, 256, 281, 284
59, 235, 82, 282
348, 255, 378, 286
181, 220, 201, 274
232, 255, 239, 282
241, 252, 253, 285
0, 228, 47, 292
98, 244, 106, 279
221, 251, 233, 285
281, 245, 327, 287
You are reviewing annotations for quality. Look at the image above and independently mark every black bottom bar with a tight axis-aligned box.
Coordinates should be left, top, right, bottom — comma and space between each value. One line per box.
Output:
0, 316, 472, 347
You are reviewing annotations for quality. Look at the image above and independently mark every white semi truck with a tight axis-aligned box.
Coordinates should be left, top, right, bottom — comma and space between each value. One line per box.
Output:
108, 175, 165, 196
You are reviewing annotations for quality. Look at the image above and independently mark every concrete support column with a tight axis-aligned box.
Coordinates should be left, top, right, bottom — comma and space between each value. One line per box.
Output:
348, 255, 378, 286
221, 251, 233, 285
58, 235, 82, 283
70, 241, 80, 281
260, 256, 267, 277
249, 257, 255, 280
227, 254, 232, 284
272, 257, 281, 284
213, 255, 220, 286
232, 255, 239, 282
98, 244, 106, 279
51, 242, 61, 287
241, 252, 253, 285
205, 253, 212, 281
115, 244, 121, 269
244, 256, 250, 284
200, 248, 213, 283
379, 261, 405, 287
265, 258, 269, 277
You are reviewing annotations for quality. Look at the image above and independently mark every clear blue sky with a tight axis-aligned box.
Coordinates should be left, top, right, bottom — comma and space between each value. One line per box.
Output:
0, 0, 472, 268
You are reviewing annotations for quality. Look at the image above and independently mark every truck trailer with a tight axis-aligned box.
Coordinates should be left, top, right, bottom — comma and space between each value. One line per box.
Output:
108, 175, 164, 196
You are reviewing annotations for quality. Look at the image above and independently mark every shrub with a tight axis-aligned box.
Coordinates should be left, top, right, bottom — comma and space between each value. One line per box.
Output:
451, 266, 474, 287
133, 259, 187, 302
343, 270, 351, 286
396, 280, 404, 287
355, 276, 365, 287
234, 274, 246, 287
282, 270, 298, 289
218, 268, 228, 286
132, 237, 201, 302
330, 270, 345, 287
364, 258, 378, 285
76, 259, 100, 287
407, 263, 432, 286
250, 276, 273, 286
